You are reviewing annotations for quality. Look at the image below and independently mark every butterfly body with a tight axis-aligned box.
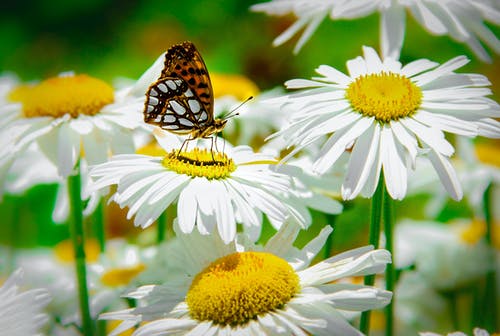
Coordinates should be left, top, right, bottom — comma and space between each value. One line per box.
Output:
144, 42, 225, 140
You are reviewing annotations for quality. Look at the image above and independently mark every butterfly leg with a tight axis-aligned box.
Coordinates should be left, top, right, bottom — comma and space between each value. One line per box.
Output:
178, 136, 195, 157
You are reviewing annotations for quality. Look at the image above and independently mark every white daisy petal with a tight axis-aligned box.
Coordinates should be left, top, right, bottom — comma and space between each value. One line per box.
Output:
390, 120, 418, 168
380, 126, 407, 200
401, 59, 439, 77
399, 117, 454, 156
57, 122, 79, 177
342, 123, 381, 200
413, 56, 470, 87
104, 221, 390, 336
90, 144, 308, 241
362, 46, 384, 73
293, 13, 327, 54
381, 4, 406, 60
413, 110, 478, 137
313, 116, 374, 174
177, 182, 199, 234
427, 149, 463, 200
476, 118, 500, 138
133, 318, 198, 335
315, 65, 353, 86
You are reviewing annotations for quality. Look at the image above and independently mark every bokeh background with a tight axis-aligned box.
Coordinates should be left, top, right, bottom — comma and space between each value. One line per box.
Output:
1, 0, 499, 254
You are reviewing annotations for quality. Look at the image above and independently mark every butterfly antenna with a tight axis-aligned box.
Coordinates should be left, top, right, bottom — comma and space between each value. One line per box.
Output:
222, 96, 253, 120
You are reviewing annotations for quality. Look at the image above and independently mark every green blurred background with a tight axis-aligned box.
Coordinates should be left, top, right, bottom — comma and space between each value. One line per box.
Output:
0, 0, 498, 251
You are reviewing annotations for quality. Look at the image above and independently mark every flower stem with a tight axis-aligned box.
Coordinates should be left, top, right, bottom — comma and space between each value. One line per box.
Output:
383, 187, 394, 336
93, 198, 106, 253
323, 214, 337, 259
445, 290, 460, 330
68, 163, 94, 336
482, 183, 497, 332
359, 176, 384, 334
157, 212, 167, 243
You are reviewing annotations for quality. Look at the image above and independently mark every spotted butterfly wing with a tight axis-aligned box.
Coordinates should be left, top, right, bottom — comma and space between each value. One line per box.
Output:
144, 42, 214, 135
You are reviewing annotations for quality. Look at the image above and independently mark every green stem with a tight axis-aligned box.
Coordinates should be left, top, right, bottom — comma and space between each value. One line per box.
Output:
446, 291, 460, 330
323, 214, 337, 259
359, 176, 385, 334
68, 163, 94, 336
383, 187, 394, 336
482, 183, 498, 331
157, 212, 167, 243
93, 199, 106, 253
97, 319, 107, 336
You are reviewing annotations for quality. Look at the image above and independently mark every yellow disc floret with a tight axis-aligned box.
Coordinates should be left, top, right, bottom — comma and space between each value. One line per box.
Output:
346, 72, 422, 123
100, 264, 146, 287
211, 73, 259, 101
475, 141, 500, 167
186, 251, 300, 326
162, 148, 236, 179
9, 74, 114, 118
54, 239, 100, 263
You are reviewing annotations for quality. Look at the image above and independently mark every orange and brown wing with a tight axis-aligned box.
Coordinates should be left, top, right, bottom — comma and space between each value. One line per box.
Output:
144, 77, 211, 134
143, 41, 214, 134
160, 41, 214, 120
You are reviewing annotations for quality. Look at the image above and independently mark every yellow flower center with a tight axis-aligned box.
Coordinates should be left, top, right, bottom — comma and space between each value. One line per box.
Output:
459, 219, 500, 248
162, 148, 236, 179
186, 251, 300, 326
136, 141, 168, 157
54, 239, 100, 263
475, 141, 500, 167
100, 263, 146, 287
211, 73, 259, 100
459, 219, 487, 245
9, 74, 114, 118
345, 72, 422, 123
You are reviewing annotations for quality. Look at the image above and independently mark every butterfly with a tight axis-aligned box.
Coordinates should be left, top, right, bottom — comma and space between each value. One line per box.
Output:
143, 41, 228, 150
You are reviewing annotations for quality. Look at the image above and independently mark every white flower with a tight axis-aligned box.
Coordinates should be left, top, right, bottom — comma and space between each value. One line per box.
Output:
0, 69, 147, 188
3, 146, 101, 223
0, 268, 51, 336
276, 155, 344, 214
269, 46, 500, 201
215, 88, 288, 150
90, 132, 311, 243
101, 220, 392, 336
13, 239, 149, 328
409, 138, 500, 217
395, 272, 452, 335
250, 0, 500, 62
394, 219, 494, 290
420, 327, 493, 336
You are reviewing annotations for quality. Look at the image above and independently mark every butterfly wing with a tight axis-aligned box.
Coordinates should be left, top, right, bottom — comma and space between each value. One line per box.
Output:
143, 41, 214, 134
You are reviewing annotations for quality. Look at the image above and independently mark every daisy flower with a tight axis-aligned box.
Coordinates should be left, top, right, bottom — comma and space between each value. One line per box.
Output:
3, 146, 101, 223
90, 131, 311, 243
409, 138, 500, 217
101, 220, 392, 336
269, 46, 500, 201
13, 239, 149, 328
394, 219, 494, 290
250, 0, 500, 62
420, 327, 493, 336
0, 268, 51, 336
395, 271, 452, 335
0, 67, 152, 185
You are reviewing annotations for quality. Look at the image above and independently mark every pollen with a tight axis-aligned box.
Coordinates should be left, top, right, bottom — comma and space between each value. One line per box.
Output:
346, 72, 422, 123
186, 251, 300, 326
9, 74, 114, 118
100, 263, 146, 287
162, 148, 236, 179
